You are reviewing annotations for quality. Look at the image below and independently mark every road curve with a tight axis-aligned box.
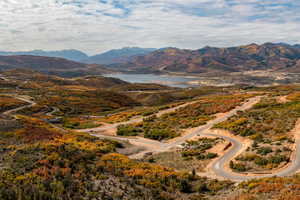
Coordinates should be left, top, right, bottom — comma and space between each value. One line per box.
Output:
162, 96, 262, 150
89, 96, 258, 158
203, 133, 300, 182
89, 95, 300, 181
3, 95, 36, 116
6, 94, 300, 182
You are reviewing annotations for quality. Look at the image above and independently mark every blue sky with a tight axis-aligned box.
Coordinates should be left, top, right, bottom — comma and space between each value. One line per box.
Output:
0, 0, 299, 54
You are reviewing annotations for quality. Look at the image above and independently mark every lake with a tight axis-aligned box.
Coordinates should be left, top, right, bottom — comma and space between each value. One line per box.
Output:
103, 73, 200, 88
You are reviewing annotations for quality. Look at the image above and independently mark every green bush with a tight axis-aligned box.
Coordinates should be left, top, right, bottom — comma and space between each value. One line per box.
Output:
254, 157, 268, 166
269, 155, 288, 164
196, 154, 206, 160
117, 125, 142, 136
206, 153, 218, 159
142, 109, 157, 116
230, 161, 248, 172
144, 128, 178, 141
215, 98, 300, 142
256, 147, 273, 155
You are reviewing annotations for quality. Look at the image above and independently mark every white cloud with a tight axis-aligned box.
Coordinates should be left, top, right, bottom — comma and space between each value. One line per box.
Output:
0, 0, 299, 55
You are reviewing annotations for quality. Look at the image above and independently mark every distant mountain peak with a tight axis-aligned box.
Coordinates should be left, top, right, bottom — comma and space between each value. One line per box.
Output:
0, 49, 88, 62
82, 47, 157, 65
244, 43, 259, 47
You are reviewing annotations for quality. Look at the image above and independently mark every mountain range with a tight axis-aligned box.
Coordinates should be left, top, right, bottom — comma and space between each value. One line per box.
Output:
2, 43, 300, 76
0, 49, 88, 62
121, 43, 300, 74
0, 47, 157, 65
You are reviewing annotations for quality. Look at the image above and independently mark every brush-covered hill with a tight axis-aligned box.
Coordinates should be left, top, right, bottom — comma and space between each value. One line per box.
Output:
0, 55, 112, 77
1, 69, 172, 91
121, 43, 300, 74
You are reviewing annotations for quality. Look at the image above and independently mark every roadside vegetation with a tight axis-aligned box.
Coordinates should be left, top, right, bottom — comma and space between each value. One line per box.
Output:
236, 175, 300, 200
0, 115, 233, 199
180, 137, 222, 160
145, 137, 224, 172
117, 94, 256, 140
215, 96, 299, 172
0, 95, 28, 113
37, 89, 140, 116
4, 69, 300, 199
2, 70, 249, 132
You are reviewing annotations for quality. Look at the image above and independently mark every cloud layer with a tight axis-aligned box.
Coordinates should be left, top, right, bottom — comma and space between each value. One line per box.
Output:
0, 0, 299, 54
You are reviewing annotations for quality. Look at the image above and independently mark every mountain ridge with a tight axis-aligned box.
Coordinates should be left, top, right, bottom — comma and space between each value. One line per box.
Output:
0, 55, 111, 77
0, 49, 88, 62
3, 43, 300, 76
0, 47, 157, 65
81, 47, 157, 64
120, 42, 300, 74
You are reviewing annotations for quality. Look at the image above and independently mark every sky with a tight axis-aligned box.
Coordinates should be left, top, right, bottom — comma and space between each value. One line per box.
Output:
0, 0, 300, 55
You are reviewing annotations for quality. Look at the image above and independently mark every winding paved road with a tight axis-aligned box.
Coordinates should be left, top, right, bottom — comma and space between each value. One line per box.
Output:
89, 96, 260, 150
203, 132, 300, 181
88, 96, 300, 181
3, 95, 36, 116
4, 94, 300, 182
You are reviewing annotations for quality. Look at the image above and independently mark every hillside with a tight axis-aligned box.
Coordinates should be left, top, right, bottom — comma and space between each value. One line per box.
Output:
120, 43, 300, 74
3, 69, 300, 199
0, 55, 111, 77
0, 49, 88, 62
83, 47, 156, 64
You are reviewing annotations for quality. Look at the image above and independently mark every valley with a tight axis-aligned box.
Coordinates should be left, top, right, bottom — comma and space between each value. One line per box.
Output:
3, 0, 300, 198
2, 66, 300, 199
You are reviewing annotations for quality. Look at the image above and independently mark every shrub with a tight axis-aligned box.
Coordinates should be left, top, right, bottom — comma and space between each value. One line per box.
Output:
269, 155, 288, 164
254, 157, 268, 166
215, 98, 300, 143
230, 161, 248, 172
236, 153, 258, 161
178, 180, 192, 193
256, 147, 273, 155
206, 153, 218, 159
252, 142, 258, 148
196, 154, 206, 160
144, 128, 178, 141
142, 110, 157, 116
196, 183, 210, 193
143, 115, 157, 122
117, 125, 142, 136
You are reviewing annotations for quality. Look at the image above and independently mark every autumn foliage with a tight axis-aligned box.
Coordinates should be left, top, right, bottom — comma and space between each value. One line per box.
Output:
118, 94, 255, 140
0, 96, 28, 113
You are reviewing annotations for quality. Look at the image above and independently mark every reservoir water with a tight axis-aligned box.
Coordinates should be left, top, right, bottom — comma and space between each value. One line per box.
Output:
103, 73, 199, 88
